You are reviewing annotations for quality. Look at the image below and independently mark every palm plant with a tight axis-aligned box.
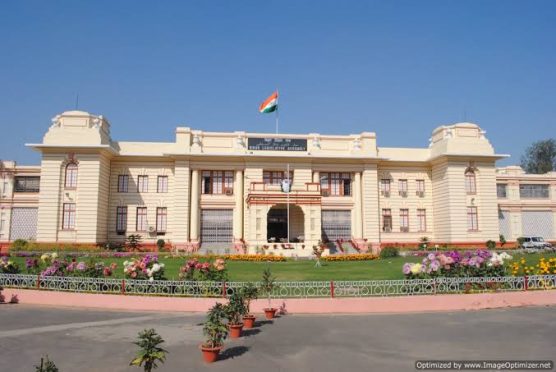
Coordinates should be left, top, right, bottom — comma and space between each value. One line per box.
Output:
203, 303, 228, 348
130, 329, 168, 372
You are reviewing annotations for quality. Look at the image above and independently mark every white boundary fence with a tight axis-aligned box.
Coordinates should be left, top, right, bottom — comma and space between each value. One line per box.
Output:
1, 274, 555, 298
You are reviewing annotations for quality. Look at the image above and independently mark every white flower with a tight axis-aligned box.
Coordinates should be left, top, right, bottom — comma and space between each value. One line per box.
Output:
152, 263, 160, 273
51, 252, 58, 259
148, 276, 154, 282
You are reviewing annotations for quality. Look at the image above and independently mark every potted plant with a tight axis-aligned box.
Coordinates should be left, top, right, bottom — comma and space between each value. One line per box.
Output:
130, 328, 168, 372
240, 283, 259, 329
225, 292, 248, 339
34, 355, 58, 372
259, 267, 279, 319
201, 303, 228, 363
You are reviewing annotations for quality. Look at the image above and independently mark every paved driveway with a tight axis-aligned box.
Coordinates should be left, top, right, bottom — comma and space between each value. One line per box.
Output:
0, 304, 554, 371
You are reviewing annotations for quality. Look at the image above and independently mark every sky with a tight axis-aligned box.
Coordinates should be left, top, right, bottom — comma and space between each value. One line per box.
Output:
0, 0, 554, 165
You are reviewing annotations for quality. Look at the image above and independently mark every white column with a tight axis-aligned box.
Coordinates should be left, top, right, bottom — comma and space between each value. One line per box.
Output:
312, 170, 320, 183
233, 169, 244, 240
353, 171, 362, 238
189, 169, 200, 242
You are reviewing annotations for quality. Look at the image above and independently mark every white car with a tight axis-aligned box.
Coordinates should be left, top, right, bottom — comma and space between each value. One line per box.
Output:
519, 236, 554, 251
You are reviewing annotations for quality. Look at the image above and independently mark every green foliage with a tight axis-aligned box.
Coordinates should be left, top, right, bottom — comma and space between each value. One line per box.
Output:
225, 292, 248, 325
130, 329, 168, 372
127, 234, 142, 250
499, 234, 507, 247
521, 139, 556, 174
259, 267, 279, 308
203, 303, 228, 348
156, 239, 165, 250
486, 240, 496, 250
34, 355, 59, 372
419, 236, 429, 250
105, 242, 124, 251
517, 237, 525, 248
380, 246, 399, 258
240, 282, 259, 314
10, 239, 29, 251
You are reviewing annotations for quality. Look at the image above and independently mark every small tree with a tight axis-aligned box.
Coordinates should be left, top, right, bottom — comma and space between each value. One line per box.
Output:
130, 329, 168, 372
203, 303, 228, 348
521, 139, 556, 174
34, 355, 58, 372
240, 282, 259, 315
127, 234, 142, 251
225, 292, 248, 325
499, 234, 507, 247
259, 268, 278, 309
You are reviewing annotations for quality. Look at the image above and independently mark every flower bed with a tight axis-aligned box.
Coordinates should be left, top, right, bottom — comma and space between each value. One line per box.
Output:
322, 254, 378, 262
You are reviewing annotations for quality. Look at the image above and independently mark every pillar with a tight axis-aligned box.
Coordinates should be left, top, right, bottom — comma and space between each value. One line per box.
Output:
233, 169, 244, 240
353, 171, 363, 238
189, 169, 200, 243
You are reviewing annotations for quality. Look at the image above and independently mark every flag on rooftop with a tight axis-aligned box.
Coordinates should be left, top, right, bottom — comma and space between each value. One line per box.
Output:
259, 91, 278, 113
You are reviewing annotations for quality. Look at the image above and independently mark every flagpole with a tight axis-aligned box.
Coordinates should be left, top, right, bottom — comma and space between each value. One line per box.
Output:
287, 163, 290, 244
275, 107, 279, 134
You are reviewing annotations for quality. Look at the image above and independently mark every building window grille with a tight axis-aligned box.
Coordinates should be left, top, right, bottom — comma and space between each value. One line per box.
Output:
263, 171, 293, 186
65, 163, 78, 189
117, 175, 129, 193
465, 168, 476, 195
417, 209, 427, 232
467, 206, 479, 231
400, 209, 409, 232
157, 176, 168, 193
321, 210, 351, 241
382, 209, 392, 232
496, 183, 507, 198
116, 206, 127, 235
62, 203, 76, 230
399, 179, 408, 197
320, 172, 351, 196
416, 179, 425, 197
137, 175, 149, 193
202, 171, 234, 194
519, 184, 549, 199
156, 207, 167, 234
380, 179, 391, 197
136, 207, 148, 232
14, 176, 40, 193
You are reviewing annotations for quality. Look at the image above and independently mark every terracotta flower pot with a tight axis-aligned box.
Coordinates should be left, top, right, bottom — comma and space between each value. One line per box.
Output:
264, 308, 277, 319
228, 323, 244, 339
200, 344, 222, 363
243, 315, 256, 329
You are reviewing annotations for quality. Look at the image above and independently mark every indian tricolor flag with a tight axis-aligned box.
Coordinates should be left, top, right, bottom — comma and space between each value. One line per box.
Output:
259, 91, 278, 113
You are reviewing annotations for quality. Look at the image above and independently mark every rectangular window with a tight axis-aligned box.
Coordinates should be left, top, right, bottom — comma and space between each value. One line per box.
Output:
496, 183, 507, 198
467, 207, 479, 231
136, 207, 148, 231
382, 209, 392, 232
13, 176, 40, 193
202, 171, 234, 194
380, 179, 391, 197
263, 170, 292, 186
400, 209, 409, 232
416, 179, 425, 196
157, 176, 168, 193
65, 164, 78, 188
117, 175, 129, 193
417, 209, 427, 232
399, 179, 408, 197
320, 172, 351, 196
519, 184, 549, 198
62, 203, 76, 230
137, 175, 149, 192
156, 207, 167, 233
116, 206, 127, 234
465, 171, 476, 194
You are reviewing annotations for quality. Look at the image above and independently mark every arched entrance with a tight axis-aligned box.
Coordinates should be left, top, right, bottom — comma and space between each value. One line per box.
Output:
267, 204, 304, 243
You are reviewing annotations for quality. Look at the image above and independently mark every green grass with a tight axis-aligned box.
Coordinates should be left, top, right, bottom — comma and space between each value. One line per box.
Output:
8, 252, 556, 281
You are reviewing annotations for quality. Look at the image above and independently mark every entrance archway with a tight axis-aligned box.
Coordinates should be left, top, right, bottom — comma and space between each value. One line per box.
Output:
267, 204, 304, 243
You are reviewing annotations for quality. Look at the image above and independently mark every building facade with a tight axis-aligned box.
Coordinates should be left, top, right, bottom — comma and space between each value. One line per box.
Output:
1, 110, 555, 255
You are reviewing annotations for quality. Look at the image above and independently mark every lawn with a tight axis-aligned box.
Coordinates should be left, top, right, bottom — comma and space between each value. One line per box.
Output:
8, 252, 556, 282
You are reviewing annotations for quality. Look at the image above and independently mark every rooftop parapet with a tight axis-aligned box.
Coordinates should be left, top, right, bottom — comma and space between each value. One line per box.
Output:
42, 110, 112, 147
429, 122, 495, 159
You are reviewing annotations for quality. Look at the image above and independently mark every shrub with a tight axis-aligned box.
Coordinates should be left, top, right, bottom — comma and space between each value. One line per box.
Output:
178, 258, 227, 281
130, 329, 168, 372
517, 237, 525, 248
34, 355, 59, 372
225, 292, 248, 325
203, 303, 228, 348
156, 239, 165, 251
486, 240, 496, 250
499, 234, 507, 247
322, 254, 378, 261
10, 239, 28, 251
123, 255, 165, 281
127, 234, 142, 251
380, 246, 399, 258
0, 256, 20, 274
259, 268, 278, 309
240, 283, 259, 315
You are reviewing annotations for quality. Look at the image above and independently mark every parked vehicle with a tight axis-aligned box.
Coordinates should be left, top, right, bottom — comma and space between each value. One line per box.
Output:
519, 236, 554, 252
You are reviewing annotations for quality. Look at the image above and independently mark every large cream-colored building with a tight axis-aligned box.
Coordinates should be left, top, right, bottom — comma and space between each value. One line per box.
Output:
1, 110, 555, 255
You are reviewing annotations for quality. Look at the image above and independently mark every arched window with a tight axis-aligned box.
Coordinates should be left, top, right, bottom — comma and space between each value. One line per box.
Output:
65, 163, 78, 188
464, 168, 476, 194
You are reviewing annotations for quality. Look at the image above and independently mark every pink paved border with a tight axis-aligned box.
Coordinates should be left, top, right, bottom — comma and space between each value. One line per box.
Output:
3, 288, 556, 313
